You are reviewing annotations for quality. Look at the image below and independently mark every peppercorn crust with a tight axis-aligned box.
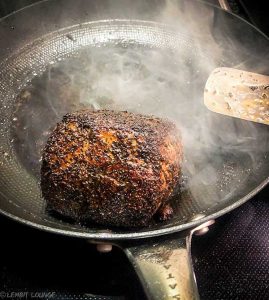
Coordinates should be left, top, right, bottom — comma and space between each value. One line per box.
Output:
41, 109, 182, 227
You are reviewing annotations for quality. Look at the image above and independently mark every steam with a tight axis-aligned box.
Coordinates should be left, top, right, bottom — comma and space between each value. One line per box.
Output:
13, 0, 269, 208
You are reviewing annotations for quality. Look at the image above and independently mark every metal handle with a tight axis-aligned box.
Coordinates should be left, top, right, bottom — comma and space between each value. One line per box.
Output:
123, 232, 199, 300
218, 0, 232, 12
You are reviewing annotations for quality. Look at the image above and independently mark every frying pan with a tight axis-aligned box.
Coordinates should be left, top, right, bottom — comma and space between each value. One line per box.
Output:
0, 0, 269, 299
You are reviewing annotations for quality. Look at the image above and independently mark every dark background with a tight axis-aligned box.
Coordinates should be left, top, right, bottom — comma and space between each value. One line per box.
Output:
0, 1, 268, 299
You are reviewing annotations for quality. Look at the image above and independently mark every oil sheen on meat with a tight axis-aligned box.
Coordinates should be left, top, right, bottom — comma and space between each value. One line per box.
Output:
41, 110, 182, 227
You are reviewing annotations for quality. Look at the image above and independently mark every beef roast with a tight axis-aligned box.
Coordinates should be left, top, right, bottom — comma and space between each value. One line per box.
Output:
41, 110, 182, 227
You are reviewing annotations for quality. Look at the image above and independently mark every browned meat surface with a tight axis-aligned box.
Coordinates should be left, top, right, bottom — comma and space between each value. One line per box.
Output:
41, 110, 182, 227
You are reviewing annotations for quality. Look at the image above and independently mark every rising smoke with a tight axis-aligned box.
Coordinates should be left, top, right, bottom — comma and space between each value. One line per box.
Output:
12, 0, 269, 208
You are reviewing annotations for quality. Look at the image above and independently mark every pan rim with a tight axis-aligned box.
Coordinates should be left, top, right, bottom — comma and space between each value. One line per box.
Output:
0, 0, 268, 42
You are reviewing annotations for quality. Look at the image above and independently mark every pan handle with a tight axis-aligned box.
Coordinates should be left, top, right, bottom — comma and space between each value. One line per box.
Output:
123, 232, 199, 300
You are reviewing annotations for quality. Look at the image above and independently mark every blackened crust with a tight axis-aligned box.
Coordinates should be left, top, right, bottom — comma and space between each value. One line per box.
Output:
41, 109, 182, 227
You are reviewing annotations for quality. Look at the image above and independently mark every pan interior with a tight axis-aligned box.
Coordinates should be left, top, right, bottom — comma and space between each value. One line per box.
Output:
0, 19, 269, 238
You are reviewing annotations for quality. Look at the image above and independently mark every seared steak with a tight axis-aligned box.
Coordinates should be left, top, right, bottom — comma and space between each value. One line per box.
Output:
41, 110, 182, 227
